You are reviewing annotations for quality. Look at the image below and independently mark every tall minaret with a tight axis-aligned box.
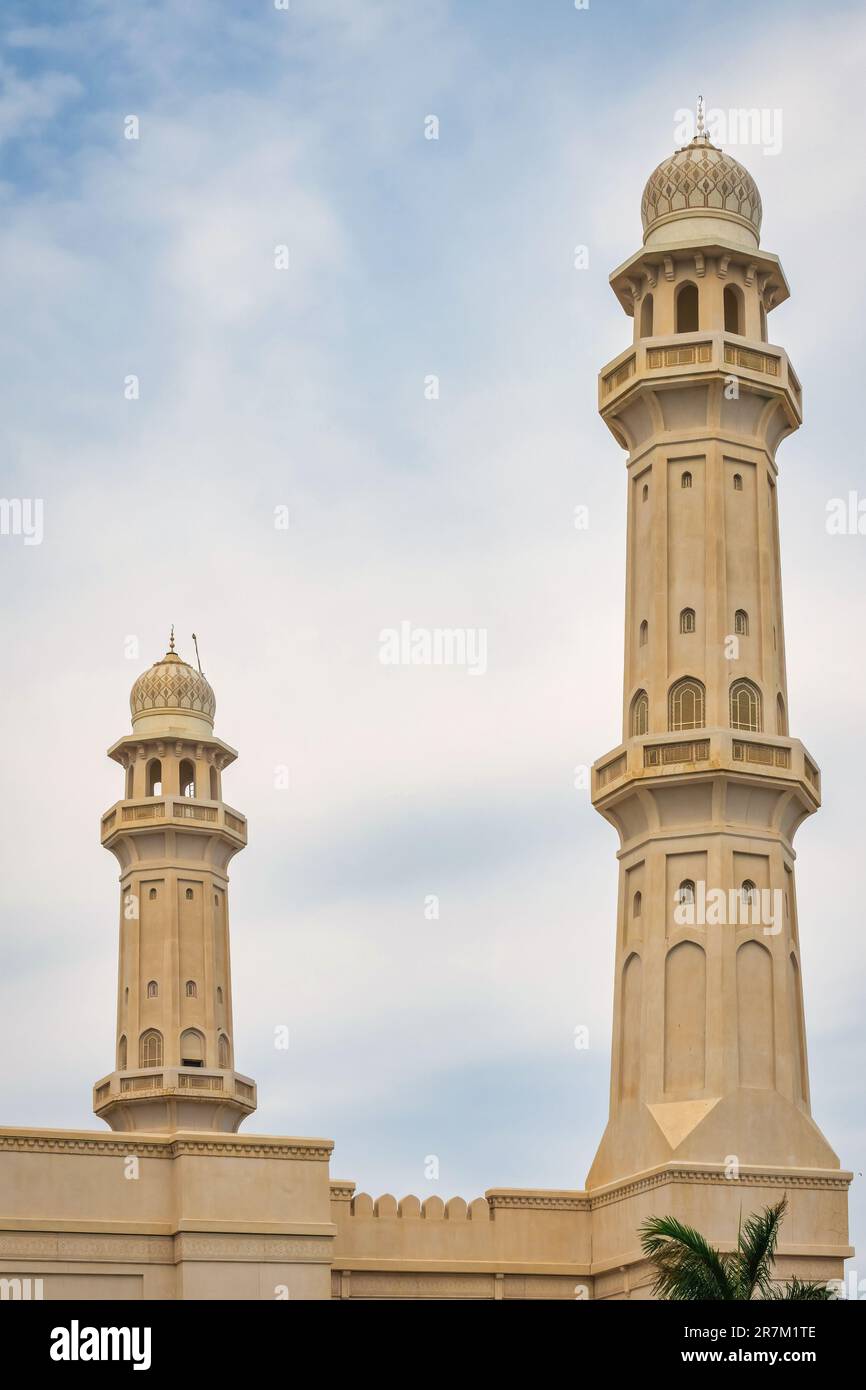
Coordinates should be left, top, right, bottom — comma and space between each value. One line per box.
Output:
588, 113, 840, 1188
93, 633, 257, 1133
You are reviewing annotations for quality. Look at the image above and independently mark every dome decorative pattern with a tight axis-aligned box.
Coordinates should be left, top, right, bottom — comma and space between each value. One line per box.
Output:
130, 650, 216, 723
641, 140, 762, 240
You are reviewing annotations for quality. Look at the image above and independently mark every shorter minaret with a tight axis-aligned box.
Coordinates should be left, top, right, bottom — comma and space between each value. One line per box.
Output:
93, 633, 256, 1132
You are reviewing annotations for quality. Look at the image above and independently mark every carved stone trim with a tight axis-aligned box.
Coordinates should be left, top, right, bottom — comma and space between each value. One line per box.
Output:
485, 1192, 590, 1212
174, 1233, 332, 1262
0, 1133, 333, 1162
588, 1166, 852, 1210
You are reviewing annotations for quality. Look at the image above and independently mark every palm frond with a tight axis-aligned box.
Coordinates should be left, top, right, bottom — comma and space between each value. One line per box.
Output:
640, 1214, 734, 1300
765, 1276, 838, 1302
734, 1196, 787, 1299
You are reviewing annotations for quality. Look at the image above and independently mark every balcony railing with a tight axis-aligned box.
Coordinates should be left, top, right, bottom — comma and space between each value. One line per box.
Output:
101, 798, 247, 843
93, 1066, 257, 1111
599, 331, 801, 419
592, 729, 819, 804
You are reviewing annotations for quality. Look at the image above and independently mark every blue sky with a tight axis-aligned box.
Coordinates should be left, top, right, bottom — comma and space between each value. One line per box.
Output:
0, 0, 864, 1276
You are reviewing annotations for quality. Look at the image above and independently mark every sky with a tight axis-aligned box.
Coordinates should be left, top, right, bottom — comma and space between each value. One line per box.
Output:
0, 0, 864, 1279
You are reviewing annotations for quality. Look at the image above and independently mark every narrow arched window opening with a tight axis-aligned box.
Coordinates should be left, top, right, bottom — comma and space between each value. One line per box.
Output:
734, 609, 749, 636
675, 282, 699, 333
640, 294, 653, 338
631, 690, 649, 738
180, 1028, 205, 1068
642, 483, 649, 502
139, 1029, 163, 1068
185, 887, 194, 901
125, 765, 134, 799
741, 880, 759, 911
730, 679, 763, 732
218, 1034, 230, 1068
179, 758, 195, 798
777, 693, 788, 735
733, 473, 743, 491
118, 1035, 127, 1070
724, 285, 743, 334
681, 471, 692, 489
209, 765, 219, 800
677, 880, 696, 907
669, 678, 705, 731
146, 758, 162, 797
633, 891, 642, 919
146, 980, 158, 998
639, 619, 648, 647
680, 608, 696, 634
217, 986, 224, 1005
185, 979, 197, 998
148, 887, 157, 901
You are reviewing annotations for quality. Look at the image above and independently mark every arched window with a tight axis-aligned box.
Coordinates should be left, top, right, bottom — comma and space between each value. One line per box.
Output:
633, 891, 642, 918
639, 619, 648, 647
125, 765, 134, 799
146, 980, 158, 998
124, 986, 129, 1004
741, 880, 759, 911
139, 1029, 163, 1068
681, 471, 692, 489
217, 986, 223, 1005
680, 608, 696, 634
640, 294, 653, 338
180, 1028, 205, 1068
777, 692, 788, 736
734, 609, 749, 636
631, 690, 649, 737
642, 483, 649, 502
669, 677, 705, 731
185, 979, 197, 998
759, 303, 767, 342
179, 758, 195, 798
185, 887, 194, 901
677, 880, 696, 907
724, 285, 743, 334
733, 473, 743, 491
209, 765, 219, 800
218, 1034, 230, 1068
675, 282, 699, 333
148, 887, 157, 901
730, 679, 763, 732
118, 1034, 127, 1070
146, 758, 162, 797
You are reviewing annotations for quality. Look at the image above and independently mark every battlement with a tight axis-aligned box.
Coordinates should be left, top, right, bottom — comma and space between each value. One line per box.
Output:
331, 1184, 491, 1222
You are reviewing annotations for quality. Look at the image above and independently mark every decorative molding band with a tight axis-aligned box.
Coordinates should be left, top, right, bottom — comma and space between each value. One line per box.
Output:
174, 1234, 332, 1263
330, 1182, 356, 1202
588, 1164, 852, 1210
0, 1131, 333, 1162
485, 1191, 590, 1213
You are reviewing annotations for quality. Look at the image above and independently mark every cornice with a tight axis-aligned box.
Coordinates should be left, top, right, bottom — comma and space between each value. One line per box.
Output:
0, 1130, 333, 1162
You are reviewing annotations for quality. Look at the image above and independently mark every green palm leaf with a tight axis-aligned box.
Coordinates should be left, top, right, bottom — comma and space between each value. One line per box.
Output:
640, 1214, 734, 1300
733, 1197, 786, 1299
640, 1196, 840, 1301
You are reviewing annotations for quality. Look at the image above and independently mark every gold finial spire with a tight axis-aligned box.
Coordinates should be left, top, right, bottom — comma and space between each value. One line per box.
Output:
169, 624, 175, 654
696, 94, 706, 141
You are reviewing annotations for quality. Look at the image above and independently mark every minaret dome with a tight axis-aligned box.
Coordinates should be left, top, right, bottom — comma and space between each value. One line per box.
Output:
640, 136, 763, 251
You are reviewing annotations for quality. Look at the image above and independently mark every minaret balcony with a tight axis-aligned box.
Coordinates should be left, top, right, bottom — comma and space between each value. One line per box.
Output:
592, 728, 820, 811
598, 330, 802, 428
100, 796, 247, 846
92, 1066, 257, 1133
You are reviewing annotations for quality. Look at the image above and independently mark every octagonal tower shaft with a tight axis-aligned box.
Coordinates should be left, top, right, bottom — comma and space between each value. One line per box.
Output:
587, 141, 837, 1188
92, 645, 257, 1133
